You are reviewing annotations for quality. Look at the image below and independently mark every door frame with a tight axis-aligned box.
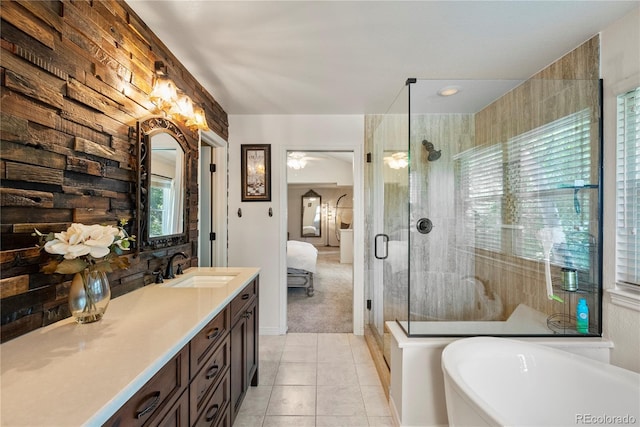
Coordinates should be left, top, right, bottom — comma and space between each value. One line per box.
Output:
278, 145, 364, 335
199, 130, 228, 267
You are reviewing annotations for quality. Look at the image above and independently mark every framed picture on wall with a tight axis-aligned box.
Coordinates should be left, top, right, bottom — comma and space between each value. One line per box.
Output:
241, 144, 271, 201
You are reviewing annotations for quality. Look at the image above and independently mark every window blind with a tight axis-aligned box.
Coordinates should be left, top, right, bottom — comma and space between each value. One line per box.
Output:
616, 87, 640, 286
455, 143, 504, 252
507, 109, 592, 270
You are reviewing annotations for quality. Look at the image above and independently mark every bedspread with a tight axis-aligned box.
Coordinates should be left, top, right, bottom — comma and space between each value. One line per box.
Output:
287, 240, 318, 273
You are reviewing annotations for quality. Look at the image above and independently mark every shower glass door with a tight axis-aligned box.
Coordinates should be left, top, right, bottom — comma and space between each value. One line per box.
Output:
371, 84, 410, 364
403, 78, 602, 337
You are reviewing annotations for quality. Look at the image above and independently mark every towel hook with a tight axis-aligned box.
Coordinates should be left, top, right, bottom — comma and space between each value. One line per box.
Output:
237, 208, 242, 218
268, 207, 273, 217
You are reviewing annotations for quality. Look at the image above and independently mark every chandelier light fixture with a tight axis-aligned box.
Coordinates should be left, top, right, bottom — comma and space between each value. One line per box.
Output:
384, 151, 409, 169
149, 61, 210, 132
287, 152, 308, 170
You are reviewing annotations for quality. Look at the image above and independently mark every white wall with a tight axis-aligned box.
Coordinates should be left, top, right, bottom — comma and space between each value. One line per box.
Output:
601, 6, 640, 373
287, 156, 354, 186
228, 115, 364, 335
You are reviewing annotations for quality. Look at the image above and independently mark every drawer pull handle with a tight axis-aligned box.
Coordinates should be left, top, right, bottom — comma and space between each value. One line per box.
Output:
206, 327, 220, 340
241, 293, 250, 300
135, 391, 161, 419
206, 364, 220, 379
205, 403, 220, 422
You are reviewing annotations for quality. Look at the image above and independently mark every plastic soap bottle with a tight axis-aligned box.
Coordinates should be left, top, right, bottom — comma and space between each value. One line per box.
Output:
576, 298, 589, 334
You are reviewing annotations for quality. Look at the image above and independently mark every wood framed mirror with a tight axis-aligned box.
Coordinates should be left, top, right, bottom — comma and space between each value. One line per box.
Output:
301, 190, 321, 238
135, 117, 191, 252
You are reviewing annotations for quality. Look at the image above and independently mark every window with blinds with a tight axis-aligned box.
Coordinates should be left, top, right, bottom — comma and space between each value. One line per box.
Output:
616, 87, 640, 286
455, 143, 504, 252
507, 109, 593, 270
456, 109, 594, 271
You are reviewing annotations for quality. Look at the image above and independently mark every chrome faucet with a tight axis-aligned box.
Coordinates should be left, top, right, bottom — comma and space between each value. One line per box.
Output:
165, 252, 187, 279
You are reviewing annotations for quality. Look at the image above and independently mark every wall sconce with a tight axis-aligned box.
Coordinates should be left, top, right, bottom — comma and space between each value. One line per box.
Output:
287, 152, 307, 170
149, 61, 210, 132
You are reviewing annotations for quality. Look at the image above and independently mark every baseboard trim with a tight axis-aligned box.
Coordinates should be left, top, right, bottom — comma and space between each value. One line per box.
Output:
364, 324, 390, 400
259, 326, 282, 335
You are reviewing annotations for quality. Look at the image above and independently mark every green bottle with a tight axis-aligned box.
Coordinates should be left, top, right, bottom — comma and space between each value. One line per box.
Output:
576, 298, 589, 334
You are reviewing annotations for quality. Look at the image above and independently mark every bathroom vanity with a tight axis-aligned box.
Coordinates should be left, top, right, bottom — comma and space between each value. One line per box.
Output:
0, 267, 259, 427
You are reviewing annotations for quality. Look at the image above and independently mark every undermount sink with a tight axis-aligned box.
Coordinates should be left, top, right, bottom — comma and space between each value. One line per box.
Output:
161, 274, 237, 288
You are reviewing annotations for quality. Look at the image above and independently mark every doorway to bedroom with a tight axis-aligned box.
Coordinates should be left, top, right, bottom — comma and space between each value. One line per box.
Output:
286, 151, 354, 332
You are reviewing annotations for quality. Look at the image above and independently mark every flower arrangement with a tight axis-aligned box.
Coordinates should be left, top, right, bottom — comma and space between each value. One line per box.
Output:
35, 220, 135, 275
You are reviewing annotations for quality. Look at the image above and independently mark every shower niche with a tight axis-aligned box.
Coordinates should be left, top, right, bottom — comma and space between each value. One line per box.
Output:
367, 77, 603, 352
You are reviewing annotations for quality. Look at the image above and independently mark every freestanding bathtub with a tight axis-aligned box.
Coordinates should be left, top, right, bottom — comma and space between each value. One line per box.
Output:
442, 337, 640, 427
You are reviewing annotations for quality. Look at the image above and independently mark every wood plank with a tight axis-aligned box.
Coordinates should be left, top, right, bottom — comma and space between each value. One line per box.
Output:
0, 43, 66, 96
0, 275, 30, 298
62, 170, 129, 193
0, 112, 29, 142
52, 193, 109, 210
60, 185, 118, 199
66, 78, 122, 116
0, 140, 66, 169
72, 208, 118, 224
12, 222, 69, 234
27, 122, 75, 155
0, 246, 41, 266
0, 89, 57, 128
0, 188, 54, 208
66, 155, 102, 176
4, 68, 64, 110
15, 0, 64, 33
1, 207, 71, 225
59, 98, 104, 133
4, 161, 63, 185
73, 136, 116, 159
0, 1, 55, 49
75, 136, 130, 166
104, 164, 134, 182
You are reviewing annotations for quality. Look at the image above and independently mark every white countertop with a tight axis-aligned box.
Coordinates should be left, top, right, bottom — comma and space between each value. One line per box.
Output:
0, 267, 260, 427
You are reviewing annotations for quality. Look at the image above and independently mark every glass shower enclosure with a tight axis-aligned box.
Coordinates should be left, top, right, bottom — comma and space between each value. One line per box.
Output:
366, 78, 602, 364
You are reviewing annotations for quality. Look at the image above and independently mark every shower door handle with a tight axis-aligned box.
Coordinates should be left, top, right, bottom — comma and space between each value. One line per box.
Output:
374, 234, 389, 259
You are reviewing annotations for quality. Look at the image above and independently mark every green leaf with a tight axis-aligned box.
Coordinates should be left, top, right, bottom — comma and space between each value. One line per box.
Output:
55, 259, 88, 275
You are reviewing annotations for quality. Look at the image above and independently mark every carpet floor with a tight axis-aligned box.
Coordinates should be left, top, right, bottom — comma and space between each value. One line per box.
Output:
287, 246, 353, 333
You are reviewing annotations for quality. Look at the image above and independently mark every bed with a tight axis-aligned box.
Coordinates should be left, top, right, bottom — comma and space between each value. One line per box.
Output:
287, 240, 318, 296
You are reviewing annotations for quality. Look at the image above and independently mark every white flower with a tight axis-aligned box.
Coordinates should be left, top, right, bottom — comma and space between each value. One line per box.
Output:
44, 223, 119, 260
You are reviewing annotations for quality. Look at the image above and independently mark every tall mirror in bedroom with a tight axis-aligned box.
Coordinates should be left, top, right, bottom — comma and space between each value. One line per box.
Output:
301, 190, 321, 237
136, 116, 191, 252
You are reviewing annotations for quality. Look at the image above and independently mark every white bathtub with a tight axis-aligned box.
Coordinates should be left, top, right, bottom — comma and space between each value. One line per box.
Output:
387, 309, 615, 427
442, 337, 640, 427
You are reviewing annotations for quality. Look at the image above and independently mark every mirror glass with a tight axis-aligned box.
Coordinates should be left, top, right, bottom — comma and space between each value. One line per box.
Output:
301, 190, 321, 237
149, 132, 185, 237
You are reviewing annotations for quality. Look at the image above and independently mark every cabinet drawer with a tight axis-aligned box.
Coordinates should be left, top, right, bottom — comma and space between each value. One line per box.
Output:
149, 389, 189, 427
105, 346, 189, 427
230, 280, 256, 324
193, 375, 230, 427
190, 307, 229, 377
190, 335, 230, 421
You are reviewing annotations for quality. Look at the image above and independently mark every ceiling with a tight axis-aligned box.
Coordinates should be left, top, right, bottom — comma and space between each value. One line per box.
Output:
127, 1, 638, 115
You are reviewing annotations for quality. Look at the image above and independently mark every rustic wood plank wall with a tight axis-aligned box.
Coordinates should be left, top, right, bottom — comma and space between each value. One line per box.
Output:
0, 0, 228, 342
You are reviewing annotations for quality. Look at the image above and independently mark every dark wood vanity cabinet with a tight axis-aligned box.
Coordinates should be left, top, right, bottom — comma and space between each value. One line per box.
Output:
104, 276, 258, 427
230, 279, 259, 425
104, 346, 190, 427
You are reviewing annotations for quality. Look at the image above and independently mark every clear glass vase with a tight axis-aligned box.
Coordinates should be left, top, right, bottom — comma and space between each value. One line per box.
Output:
69, 268, 111, 324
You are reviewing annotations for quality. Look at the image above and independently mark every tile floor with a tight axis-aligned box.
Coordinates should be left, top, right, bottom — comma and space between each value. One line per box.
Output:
233, 333, 393, 427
